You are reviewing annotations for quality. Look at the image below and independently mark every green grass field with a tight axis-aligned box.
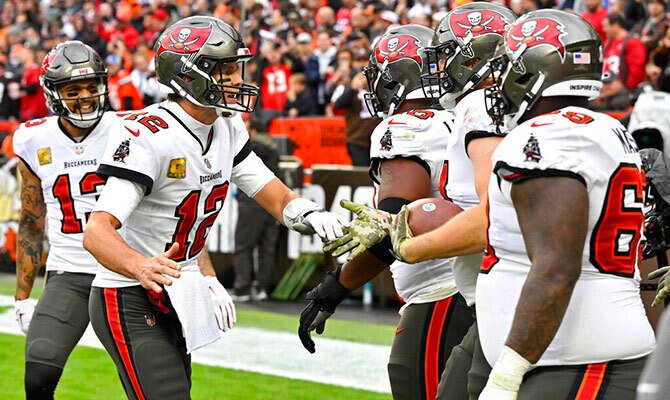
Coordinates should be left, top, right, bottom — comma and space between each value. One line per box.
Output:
0, 334, 390, 399
0, 279, 394, 399
0, 281, 396, 346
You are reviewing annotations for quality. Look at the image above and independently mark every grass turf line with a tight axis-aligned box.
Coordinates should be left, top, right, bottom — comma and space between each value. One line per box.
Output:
0, 282, 395, 346
0, 333, 391, 399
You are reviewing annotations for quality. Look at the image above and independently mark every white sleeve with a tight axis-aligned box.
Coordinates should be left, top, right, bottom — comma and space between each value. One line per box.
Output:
12, 125, 39, 174
231, 151, 278, 198
93, 177, 144, 225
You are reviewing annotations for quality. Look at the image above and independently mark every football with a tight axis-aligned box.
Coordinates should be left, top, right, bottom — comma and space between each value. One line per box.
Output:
406, 198, 464, 236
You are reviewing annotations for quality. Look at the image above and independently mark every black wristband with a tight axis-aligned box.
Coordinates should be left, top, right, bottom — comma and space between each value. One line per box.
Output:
306, 267, 351, 312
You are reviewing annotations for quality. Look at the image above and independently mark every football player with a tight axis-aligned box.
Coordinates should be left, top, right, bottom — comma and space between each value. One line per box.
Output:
82, 16, 347, 399
298, 24, 475, 400
470, 10, 654, 399
322, 4, 517, 399
13, 41, 115, 399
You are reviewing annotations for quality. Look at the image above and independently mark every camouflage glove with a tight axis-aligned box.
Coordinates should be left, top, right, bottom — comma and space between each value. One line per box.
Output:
649, 266, 670, 307
323, 200, 392, 261
389, 205, 414, 262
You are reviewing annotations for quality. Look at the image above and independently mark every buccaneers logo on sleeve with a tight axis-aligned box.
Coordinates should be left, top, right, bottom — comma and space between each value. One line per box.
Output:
112, 139, 130, 163
448, 10, 510, 39
375, 35, 423, 69
156, 25, 213, 56
507, 18, 567, 61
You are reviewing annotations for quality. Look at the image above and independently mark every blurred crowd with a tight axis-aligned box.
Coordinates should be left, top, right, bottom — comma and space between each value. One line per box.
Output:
0, 0, 669, 154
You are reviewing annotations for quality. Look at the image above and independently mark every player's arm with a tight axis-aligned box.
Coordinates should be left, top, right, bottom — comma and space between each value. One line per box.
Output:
299, 158, 431, 353
338, 158, 432, 288
395, 136, 501, 263
232, 151, 347, 241
481, 176, 587, 397
83, 177, 181, 293
13, 160, 45, 333
15, 160, 45, 301
198, 243, 236, 331
197, 246, 216, 276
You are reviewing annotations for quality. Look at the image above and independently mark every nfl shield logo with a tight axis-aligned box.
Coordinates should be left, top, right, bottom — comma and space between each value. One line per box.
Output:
145, 313, 156, 327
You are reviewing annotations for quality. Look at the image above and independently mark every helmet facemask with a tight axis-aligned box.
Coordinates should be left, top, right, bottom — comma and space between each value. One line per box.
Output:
363, 63, 401, 118
168, 51, 260, 115
43, 75, 108, 129
422, 41, 459, 100
485, 50, 547, 131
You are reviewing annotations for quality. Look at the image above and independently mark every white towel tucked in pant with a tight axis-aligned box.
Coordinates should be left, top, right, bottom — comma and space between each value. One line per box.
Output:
165, 270, 220, 353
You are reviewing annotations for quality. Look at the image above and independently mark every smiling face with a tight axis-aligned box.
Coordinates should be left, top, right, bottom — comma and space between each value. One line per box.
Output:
57, 77, 102, 116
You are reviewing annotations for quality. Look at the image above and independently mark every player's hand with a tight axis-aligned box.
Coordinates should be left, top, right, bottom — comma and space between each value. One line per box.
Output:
649, 266, 670, 307
323, 200, 391, 261
14, 299, 35, 334
303, 211, 349, 241
134, 243, 182, 293
298, 268, 350, 353
642, 211, 666, 259
389, 205, 414, 262
204, 276, 236, 332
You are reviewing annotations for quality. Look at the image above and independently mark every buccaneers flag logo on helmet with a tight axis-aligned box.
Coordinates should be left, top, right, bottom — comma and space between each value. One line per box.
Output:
506, 18, 567, 61
40, 52, 58, 77
448, 9, 510, 39
156, 25, 213, 56
375, 35, 423, 69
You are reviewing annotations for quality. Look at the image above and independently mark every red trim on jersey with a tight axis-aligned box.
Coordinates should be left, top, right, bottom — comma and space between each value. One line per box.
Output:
424, 296, 452, 399
575, 362, 608, 400
104, 288, 145, 400
481, 200, 499, 272
438, 161, 450, 200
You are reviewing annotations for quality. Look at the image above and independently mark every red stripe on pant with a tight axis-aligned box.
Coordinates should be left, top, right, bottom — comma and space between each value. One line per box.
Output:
104, 288, 146, 400
424, 296, 453, 400
575, 362, 608, 400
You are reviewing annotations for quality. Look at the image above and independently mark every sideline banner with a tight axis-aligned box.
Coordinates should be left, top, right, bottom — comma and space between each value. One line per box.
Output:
268, 117, 351, 167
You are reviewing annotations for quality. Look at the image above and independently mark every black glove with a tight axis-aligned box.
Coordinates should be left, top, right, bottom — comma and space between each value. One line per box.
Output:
643, 211, 667, 259
298, 268, 350, 353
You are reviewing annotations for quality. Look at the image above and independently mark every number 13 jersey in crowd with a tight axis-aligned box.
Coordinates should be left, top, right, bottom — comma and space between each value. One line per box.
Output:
477, 107, 655, 367
13, 113, 115, 273
92, 101, 254, 288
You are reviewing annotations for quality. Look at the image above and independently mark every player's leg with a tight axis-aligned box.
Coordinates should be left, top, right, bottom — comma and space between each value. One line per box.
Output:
388, 293, 473, 400
466, 325, 491, 400
25, 272, 94, 400
519, 357, 645, 400
436, 319, 478, 400
638, 309, 670, 400
233, 201, 264, 299
89, 286, 192, 400
256, 211, 279, 296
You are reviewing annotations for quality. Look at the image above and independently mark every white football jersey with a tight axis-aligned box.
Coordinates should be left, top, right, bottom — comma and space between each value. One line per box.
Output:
370, 109, 458, 306
92, 102, 254, 288
13, 113, 116, 274
447, 89, 506, 306
476, 106, 655, 366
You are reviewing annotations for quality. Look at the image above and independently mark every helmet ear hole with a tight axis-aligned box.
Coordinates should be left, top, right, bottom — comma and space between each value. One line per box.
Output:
515, 73, 533, 85
463, 57, 481, 68
384, 81, 398, 90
